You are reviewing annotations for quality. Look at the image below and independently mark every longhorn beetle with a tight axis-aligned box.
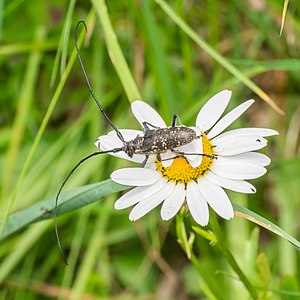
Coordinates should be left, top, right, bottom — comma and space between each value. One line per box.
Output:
55, 21, 216, 264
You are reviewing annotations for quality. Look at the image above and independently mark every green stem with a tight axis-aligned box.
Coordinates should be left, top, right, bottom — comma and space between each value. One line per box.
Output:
209, 213, 258, 299
176, 214, 226, 300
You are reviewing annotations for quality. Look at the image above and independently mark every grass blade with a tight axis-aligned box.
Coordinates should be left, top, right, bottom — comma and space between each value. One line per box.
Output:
280, 0, 289, 36
154, 0, 284, 115
0, 222, 50, 284
233, 203, 300, 251
140, 0, 176, 114
50, 0, 76, 86
0, 11, 95, 239
0, 180, 128, 239
91, 0, 142, 102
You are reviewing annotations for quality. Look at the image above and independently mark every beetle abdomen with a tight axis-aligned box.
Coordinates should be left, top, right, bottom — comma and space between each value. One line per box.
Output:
140, 127, 196, 154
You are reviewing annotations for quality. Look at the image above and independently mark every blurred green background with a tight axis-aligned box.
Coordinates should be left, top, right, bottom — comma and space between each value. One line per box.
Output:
0, 0, 299, 299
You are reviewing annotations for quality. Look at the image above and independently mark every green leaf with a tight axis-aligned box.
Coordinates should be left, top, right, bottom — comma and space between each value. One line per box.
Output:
233, 203, 300, 251
0, 180, 128, 240
192, 226, 217, 246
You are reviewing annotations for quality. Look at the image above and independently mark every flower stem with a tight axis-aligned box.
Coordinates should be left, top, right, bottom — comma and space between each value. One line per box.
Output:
209, 213, 258, 299
176, 214, 226, 300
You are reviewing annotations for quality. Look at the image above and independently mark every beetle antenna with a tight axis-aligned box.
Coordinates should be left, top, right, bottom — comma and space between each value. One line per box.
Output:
55, 148, 122, 265
75, 21, 125, 142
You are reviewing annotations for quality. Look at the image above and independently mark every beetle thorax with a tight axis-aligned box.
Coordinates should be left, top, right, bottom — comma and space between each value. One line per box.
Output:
123, 135, 144, 157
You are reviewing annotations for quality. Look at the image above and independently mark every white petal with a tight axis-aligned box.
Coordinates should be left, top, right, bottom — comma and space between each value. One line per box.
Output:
96, 129, 144, 148
205, 171, 256, 194
129, 181, 176, 221
197, 177, 234, 220
96, 134, 122, 149
190, 126, 202, 136
196, 90, 232, 131
213, 136, 267, 156
187, 155, 203, 168
111, 168, 162, 186
145, 155, 156, 167
144, 156, 158, 170
186, 180, 209, 226
177, 135, 202, 160
178, 134, 203, 167
160, 150, 175, 167
207, 100, 255, 139
210, 156, 266, 180
97, 135, 144, 163
213, 128, 278, 141
131, 100, 167, 128
161, 183, 186, 220
229, 152, 271, 166
108, 129, 144, 140
115, 177, 168, 209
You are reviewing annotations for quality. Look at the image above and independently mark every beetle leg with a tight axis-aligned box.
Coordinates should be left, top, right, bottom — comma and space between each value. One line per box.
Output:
140, 155, 149, 167
142, 121, 160, 131
171, 149, 217, 159
171, 114, 183, 127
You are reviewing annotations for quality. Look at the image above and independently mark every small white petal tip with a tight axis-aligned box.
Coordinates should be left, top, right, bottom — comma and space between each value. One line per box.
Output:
222, 89, 232, 96
114, 203, 122, 210
271, 130, 279, 135
132, 99, 143, 106
95, 139, 101, 148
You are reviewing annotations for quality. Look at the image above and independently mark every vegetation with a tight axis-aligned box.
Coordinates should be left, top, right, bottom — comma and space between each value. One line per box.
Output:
0, 0, 299, 299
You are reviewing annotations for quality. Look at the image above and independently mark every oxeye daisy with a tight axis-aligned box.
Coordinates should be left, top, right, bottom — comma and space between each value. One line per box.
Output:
96, 90, 278, 226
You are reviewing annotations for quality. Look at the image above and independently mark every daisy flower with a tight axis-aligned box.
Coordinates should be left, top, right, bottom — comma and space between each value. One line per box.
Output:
96, 90, 278, 226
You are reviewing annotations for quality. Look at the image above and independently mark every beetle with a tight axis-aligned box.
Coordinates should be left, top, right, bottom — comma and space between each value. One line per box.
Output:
96, 118, 204, 166
54, 21, 214, 264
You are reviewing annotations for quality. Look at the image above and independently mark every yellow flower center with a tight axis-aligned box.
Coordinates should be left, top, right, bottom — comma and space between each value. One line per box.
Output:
156, 134, 214, 183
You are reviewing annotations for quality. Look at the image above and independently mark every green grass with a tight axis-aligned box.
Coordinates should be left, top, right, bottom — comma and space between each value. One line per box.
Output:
0, 0, 299, 299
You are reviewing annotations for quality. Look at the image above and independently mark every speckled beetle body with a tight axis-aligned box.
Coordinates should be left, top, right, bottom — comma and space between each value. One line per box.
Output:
124, 126, 197, 158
